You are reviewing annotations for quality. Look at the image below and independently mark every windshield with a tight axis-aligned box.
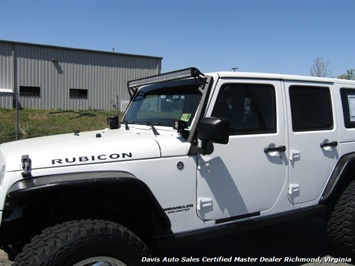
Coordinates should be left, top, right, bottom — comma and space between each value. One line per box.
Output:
123, 80, 203, 127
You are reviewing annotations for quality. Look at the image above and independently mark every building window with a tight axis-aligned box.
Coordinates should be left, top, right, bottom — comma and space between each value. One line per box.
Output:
19, 86, 40, 97
70, 88, 88, 99
289, 85, 333, 131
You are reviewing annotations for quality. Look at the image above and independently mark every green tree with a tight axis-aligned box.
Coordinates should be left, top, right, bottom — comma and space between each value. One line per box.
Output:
310, 56, 332, 77
338, 69, 355, 80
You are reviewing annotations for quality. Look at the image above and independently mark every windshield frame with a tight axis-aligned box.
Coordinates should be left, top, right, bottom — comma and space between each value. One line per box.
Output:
122, 75, 213, 142
123, 79, 203, 126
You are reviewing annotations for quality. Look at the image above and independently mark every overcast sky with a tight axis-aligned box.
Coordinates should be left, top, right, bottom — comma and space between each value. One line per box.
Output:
0, 0, 354, 76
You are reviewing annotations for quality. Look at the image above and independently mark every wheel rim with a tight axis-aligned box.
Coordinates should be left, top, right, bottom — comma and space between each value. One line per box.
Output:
73, 256, 127, 266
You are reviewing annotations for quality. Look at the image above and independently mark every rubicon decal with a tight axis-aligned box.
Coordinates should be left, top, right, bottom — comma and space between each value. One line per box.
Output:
52, 152, 133, 165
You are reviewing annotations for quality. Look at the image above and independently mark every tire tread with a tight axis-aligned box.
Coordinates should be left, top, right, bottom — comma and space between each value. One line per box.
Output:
326, 180, 355, 257
13, 219, 149, 266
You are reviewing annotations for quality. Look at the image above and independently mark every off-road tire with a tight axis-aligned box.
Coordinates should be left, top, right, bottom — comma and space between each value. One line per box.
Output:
326, 179, 355, 257
13, 219, 150, 266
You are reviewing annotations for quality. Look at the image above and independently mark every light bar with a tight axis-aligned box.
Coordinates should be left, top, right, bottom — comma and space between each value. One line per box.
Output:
128, 67, 202, 88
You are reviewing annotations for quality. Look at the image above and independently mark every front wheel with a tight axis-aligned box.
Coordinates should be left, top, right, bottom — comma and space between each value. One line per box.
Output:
13, 219, 150, 266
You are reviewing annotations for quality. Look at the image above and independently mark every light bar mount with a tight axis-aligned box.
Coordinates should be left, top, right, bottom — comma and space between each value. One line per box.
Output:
128, 67, 204, 99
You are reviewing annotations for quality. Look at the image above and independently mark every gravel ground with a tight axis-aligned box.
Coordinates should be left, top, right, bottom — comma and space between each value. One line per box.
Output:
0, 217, 353, 265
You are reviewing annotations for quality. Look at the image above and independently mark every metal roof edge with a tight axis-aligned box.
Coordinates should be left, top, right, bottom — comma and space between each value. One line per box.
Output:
0, 39, 163, 60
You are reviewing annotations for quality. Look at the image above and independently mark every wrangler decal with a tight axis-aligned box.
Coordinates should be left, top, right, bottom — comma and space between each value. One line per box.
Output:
164, 204, 193, 214
52, 152, 133, 165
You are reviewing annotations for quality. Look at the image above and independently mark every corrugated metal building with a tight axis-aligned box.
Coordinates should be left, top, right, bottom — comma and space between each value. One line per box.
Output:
0, 40, 162, 110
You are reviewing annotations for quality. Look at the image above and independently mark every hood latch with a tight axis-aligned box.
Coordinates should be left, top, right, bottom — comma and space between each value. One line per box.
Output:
21, 155, 32, 178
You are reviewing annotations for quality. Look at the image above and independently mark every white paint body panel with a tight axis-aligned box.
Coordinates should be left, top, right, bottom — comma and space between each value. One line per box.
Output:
197, 79, 287, 220
0, 70, 354, 236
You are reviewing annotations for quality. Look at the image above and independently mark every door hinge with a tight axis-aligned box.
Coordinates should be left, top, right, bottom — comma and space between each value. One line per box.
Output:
288, 184, 300, 195
197, 197, 213, 210
289, 150, 301, 161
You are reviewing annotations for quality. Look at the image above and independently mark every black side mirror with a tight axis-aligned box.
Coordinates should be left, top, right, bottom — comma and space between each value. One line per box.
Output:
198, 117, 229, 144
193, 117, 229, 155
107, 115, 120, 129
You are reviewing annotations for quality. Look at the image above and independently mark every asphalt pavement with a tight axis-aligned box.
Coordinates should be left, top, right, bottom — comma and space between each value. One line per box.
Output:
154, 217, 354, 265
1, 217, 353, 265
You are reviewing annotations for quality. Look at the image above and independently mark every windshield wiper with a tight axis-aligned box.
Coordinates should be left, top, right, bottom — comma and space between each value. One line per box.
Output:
124, 121, 130, 130
122, 121, 133, 130
145, 122, 160, 136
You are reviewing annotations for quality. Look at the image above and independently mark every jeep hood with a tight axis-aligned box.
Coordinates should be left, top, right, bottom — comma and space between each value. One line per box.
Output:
1, 127, 190, 172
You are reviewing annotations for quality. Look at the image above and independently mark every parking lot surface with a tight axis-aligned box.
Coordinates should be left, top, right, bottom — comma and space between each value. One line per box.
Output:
1, 217, 353, 265
154, 217, 353, 265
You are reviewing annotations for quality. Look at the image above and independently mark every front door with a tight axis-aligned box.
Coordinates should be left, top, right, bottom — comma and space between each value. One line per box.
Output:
196, 79, 287, 221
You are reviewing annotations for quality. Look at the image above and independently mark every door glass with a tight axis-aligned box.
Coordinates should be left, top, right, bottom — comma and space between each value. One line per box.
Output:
289, 86, 333, 131
211, 83, 276, 134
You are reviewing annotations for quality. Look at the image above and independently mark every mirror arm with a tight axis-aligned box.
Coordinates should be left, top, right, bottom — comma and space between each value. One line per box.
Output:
188, 141, 214, 155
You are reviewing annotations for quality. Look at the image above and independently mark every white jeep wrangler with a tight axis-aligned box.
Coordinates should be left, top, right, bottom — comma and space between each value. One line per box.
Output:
0, 67, 355, 265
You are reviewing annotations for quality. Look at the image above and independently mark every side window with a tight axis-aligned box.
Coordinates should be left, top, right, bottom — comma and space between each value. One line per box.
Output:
212, 83, 276, 135
289, 86, 333, 131
340, 88, 355, 128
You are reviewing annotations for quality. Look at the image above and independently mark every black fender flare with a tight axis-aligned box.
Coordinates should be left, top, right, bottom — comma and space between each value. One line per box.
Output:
6, 171, 171, 237
321, 153, 355, 203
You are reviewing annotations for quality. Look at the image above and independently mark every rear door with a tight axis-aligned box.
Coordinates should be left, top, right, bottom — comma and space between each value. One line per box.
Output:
285, 81, 339, 204
196, 78, 287, 221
